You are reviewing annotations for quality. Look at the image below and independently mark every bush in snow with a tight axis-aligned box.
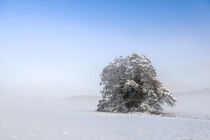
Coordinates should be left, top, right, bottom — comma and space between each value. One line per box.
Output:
97, 54, 176, 114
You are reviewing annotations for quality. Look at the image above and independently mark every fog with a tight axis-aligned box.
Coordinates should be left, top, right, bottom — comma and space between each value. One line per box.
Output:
0, 50, 209, 97
1, 0, 210, 139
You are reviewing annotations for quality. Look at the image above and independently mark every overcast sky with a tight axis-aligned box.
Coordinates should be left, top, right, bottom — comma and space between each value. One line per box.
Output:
0, 0, 210, 96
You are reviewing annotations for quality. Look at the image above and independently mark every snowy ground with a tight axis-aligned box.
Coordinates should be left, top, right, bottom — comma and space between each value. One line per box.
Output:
0, 89, 210, 140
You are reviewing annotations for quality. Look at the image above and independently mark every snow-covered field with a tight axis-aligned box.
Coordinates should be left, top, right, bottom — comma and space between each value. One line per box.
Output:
0, 89, 210, 140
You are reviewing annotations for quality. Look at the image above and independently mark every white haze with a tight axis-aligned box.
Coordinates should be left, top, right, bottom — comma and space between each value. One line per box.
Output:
0, 89, 210, 140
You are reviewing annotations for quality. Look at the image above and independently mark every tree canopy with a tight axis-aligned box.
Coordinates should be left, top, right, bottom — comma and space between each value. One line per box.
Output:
97, 54, 176, 114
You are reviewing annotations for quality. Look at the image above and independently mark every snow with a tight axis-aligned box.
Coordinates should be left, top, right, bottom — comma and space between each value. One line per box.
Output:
0, 90, 210, 140
98, 54, 176, 113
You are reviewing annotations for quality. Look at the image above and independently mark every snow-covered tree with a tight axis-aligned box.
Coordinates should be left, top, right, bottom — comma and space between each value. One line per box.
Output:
97, 54, 176, 114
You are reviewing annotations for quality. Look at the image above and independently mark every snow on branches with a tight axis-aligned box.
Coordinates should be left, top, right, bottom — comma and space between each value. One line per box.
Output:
97, 54, 176, 114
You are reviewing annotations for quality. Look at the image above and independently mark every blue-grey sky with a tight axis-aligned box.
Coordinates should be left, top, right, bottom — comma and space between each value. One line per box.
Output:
0, 0, 210, 96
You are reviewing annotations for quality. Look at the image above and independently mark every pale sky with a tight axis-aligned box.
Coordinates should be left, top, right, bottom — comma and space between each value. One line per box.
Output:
0, 0, 210, 96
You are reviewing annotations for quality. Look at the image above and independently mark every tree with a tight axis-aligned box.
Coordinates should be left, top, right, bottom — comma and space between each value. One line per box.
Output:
97, 54, 176, 114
